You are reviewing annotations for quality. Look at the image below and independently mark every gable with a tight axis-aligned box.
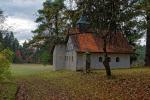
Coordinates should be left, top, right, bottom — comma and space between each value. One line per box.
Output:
66, 37, 74, 51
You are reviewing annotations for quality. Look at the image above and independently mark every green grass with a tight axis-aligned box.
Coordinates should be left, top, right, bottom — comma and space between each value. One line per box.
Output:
11, 64, 52, 77
1, 64, 150, 100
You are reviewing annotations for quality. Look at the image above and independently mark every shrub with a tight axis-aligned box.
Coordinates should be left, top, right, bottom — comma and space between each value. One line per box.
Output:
0, 53, 11, 80
0, 49, 14, 81
1, 49, 14, 62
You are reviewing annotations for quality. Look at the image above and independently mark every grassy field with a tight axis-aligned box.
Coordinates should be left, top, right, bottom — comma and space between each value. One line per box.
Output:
11, 64, 52, 77
0, 64, 150, 100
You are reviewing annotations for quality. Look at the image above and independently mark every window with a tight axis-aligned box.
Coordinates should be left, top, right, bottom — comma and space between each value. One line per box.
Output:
116, 57, 120, 62
99, 57, 103, 62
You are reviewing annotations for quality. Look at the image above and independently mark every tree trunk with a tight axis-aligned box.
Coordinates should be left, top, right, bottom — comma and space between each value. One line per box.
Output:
85, 53, 91, 73
145, 13, 150, 66
103, 55, 111, 76
103, 38, 111, 76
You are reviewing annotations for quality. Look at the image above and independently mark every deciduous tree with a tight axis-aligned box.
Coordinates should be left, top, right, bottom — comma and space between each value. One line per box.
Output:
74, 0, 141, 76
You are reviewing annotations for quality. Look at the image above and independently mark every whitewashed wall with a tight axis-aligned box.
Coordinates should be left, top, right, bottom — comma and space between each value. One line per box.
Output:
65, 51, 77, 71
90, 54, 104, 69
110, 54, 131, 68
76, 53, 131, 70
65, 37, 77, 71
91, 53, 131, 69
53, 44, 66, 71
76, 53, 86, 70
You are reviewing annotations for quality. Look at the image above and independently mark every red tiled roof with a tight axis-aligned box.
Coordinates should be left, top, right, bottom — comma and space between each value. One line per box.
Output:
69, 30, 134, 54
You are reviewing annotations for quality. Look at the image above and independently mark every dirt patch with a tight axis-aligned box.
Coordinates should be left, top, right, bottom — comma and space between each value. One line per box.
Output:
15, 80, 71, 100
15, 82, 28, 100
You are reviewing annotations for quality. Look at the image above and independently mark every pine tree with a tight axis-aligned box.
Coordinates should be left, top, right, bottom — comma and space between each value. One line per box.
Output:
31, 0, 67, 64
33, 0, 66, 36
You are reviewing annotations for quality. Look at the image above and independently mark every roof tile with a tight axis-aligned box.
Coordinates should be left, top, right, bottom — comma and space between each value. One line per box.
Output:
69, 29, 134, 54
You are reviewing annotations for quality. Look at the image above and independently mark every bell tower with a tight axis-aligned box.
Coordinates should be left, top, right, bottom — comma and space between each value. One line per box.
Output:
76, 16, 90, 32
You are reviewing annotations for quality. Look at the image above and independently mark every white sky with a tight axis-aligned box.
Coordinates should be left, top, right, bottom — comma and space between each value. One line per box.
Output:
0, 0, 45, 44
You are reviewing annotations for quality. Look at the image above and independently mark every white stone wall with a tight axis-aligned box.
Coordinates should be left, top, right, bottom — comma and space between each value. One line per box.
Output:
53, 44, 66, 71
90, 54, 104, 69
76, 53, 131, 70
91, 53, 131, 69
109, 54, 131, 68
76, 53, 86, 70
65, 51, 77, 71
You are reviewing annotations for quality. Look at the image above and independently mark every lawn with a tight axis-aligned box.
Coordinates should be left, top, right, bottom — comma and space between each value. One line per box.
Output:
0, 64, 150, 100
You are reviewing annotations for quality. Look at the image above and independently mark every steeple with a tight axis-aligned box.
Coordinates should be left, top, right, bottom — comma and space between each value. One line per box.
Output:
76, 16, 90, 32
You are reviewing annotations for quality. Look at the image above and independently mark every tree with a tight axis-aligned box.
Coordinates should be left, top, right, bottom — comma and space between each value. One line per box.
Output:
31, 0, 67, 64
144, 0, 150, 66
41, 50, 50, 65
0, 30, 18, 64
0, 9, 4, 51
33, 0, 66, 36
134, 45, 145, 65
136, 0, 150, 66
74, 0, 141, 76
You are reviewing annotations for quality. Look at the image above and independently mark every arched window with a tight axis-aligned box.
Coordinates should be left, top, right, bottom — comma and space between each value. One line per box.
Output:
116, 57, 120, 62
99, 57, 103, 62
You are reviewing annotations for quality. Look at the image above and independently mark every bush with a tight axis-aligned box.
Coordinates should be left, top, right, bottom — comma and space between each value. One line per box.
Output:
0, 53, 11, 80
1, 49, 14, 62
0, 49, 14, 81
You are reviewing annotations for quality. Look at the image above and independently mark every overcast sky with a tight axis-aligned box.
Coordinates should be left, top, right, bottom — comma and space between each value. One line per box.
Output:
0, 0, 45, 44
0, 0, 146, 45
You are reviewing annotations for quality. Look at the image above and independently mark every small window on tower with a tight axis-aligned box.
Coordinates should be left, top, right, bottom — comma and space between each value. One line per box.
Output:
99, 57, 103, 62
